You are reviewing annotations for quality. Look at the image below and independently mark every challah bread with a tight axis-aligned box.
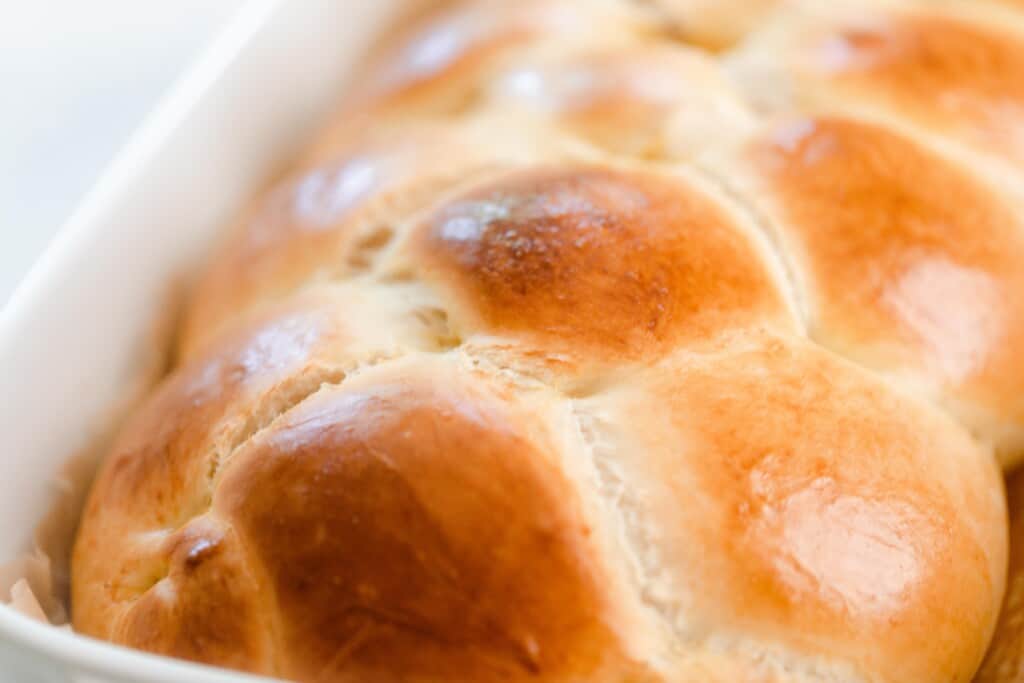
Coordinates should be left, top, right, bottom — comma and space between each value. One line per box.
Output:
72, 0, 1023, 681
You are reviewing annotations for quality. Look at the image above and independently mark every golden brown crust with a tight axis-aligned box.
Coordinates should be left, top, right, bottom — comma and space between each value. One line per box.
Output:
580, 333, 1006, 682
731, 4, 1024, 166
110, 516, 274, 674
406, 166, 795, 372
74, 0, 1021, 680
75, 346, 664, 680
312, 0, 654, 149
714, 114, 1024, 464
73, 287, 464, 655
180, 121, 582, 359
215, 358, 652, 682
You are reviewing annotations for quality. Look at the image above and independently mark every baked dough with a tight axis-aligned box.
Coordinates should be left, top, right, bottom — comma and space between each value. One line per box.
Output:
73, 1, 1024, 680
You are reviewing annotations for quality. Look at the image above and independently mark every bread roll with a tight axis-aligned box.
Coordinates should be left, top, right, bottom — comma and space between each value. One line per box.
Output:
73, 0, 1022, 680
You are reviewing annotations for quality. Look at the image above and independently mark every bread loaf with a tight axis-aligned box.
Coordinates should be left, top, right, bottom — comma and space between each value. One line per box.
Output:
72, 0, 1024, 680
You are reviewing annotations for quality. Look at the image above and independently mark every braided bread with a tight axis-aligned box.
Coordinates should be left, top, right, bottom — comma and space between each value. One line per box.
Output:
72, 1, 1024, 680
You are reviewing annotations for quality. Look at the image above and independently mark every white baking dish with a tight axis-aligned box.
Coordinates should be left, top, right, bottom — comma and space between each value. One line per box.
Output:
0, 1, 406, 680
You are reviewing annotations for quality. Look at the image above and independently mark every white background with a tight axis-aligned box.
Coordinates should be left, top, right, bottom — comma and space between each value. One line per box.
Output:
0, 1, 245, 305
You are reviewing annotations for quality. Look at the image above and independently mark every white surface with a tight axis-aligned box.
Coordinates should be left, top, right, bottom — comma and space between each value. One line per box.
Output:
0, 1, 405, 680
0, 1, 245, 306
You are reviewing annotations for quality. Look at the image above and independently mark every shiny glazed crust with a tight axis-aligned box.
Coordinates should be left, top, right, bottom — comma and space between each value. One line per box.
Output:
72, 0, 1024, 680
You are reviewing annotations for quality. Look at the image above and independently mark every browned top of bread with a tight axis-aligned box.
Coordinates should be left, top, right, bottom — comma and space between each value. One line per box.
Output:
729, 2, 1024, 167
405, 167, 795, 369
72, 0, 1024, 681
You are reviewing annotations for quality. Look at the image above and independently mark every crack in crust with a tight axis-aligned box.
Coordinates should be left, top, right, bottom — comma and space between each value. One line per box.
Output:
570, 405, 667, 627
692, 164, 811, 332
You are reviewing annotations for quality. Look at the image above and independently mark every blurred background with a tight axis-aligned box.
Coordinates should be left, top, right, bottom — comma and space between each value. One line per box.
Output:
0, 0, 245, 305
